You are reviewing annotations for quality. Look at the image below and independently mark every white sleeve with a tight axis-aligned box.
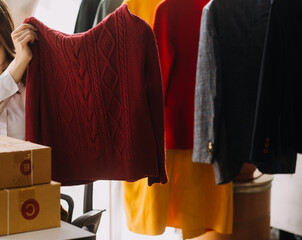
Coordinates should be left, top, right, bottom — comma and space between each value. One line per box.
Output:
0, 70, 19, 102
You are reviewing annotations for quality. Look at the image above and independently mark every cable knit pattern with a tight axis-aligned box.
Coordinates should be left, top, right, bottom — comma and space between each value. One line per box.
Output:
24, 4, 167, 186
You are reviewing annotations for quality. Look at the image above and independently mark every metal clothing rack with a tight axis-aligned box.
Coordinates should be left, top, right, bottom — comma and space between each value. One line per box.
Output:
84, 183, 93, 213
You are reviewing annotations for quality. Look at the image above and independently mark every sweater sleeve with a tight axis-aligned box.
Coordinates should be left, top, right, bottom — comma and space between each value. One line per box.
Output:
145, 28, 168, 186
24, 17, 41, 143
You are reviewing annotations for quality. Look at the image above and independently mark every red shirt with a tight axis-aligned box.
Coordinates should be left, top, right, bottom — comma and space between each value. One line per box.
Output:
154, 0, 209, 149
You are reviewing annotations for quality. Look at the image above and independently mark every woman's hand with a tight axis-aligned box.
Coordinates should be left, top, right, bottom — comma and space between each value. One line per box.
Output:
7, 23, 38, 84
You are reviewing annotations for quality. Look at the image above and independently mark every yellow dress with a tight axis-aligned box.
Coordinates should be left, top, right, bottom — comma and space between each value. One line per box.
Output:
123, 150, 233, 239
122, 0, 166, 27
121, 2, 233, 238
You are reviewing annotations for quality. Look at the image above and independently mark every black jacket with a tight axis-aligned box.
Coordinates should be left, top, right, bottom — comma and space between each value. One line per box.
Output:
209, 0, 271, 184
250, 0, 302, 173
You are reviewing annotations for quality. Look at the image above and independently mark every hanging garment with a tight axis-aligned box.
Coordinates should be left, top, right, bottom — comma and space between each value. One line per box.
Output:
193, 0, 217, 167
74, 0, 101, 33
123, 149, 233, 239
92, 0, 123, 26
193, 0, 271, 184
154, 0, 210, 149
250, 0, 302, 173
251, 0, 302, 232
123, 0, 233, 238
122, 0, 165, 27
24, 4, 167, 186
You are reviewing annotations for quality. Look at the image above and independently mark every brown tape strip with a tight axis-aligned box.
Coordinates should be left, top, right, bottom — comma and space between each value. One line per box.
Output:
18, 187, 37, 231
31, 150, 33, 185
5, 189, 9, 235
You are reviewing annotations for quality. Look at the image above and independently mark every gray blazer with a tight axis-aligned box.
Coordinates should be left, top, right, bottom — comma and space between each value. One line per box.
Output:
193, 0, 270, 184
193, 0, 222, 179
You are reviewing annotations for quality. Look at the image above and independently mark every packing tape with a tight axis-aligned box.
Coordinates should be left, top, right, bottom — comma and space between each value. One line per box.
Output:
5, 189, 9, 235
19, 150, 34, 186
4, 186, 37, 236
19, 187, 38, 231
31, 149, 33, 186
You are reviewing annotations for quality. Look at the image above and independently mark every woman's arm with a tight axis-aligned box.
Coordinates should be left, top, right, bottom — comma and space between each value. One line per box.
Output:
0, 23, 38, 109
0, 70, 18, 102
7, 23, 38, 84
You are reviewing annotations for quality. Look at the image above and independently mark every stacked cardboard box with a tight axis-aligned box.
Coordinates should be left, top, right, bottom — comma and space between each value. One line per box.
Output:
0, 136, 61, 236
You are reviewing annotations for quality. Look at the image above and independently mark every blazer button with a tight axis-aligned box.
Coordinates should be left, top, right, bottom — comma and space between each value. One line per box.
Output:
208, 141, 213, 155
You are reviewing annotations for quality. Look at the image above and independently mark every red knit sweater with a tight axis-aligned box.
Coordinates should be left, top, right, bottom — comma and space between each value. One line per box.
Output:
154, 0, 209, 149
24, 5, 167, 186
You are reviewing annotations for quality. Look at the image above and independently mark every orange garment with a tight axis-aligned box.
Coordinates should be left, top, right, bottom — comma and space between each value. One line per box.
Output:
122, 0, 165, 27
123, 150, 233, 239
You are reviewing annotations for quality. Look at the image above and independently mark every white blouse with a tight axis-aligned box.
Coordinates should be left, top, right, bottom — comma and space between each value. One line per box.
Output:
0, 70, 26, 140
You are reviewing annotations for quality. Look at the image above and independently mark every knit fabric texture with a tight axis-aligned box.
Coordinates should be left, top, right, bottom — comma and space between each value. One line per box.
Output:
24, 4, 167, 186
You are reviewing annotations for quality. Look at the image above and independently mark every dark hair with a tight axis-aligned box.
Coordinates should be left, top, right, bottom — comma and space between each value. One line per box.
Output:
0, 0, 15, 63
0, 0, 26, 85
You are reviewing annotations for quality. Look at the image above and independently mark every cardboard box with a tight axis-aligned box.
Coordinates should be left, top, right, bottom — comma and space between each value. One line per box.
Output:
0, 181, 61, 236
0, 136, 51, 189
